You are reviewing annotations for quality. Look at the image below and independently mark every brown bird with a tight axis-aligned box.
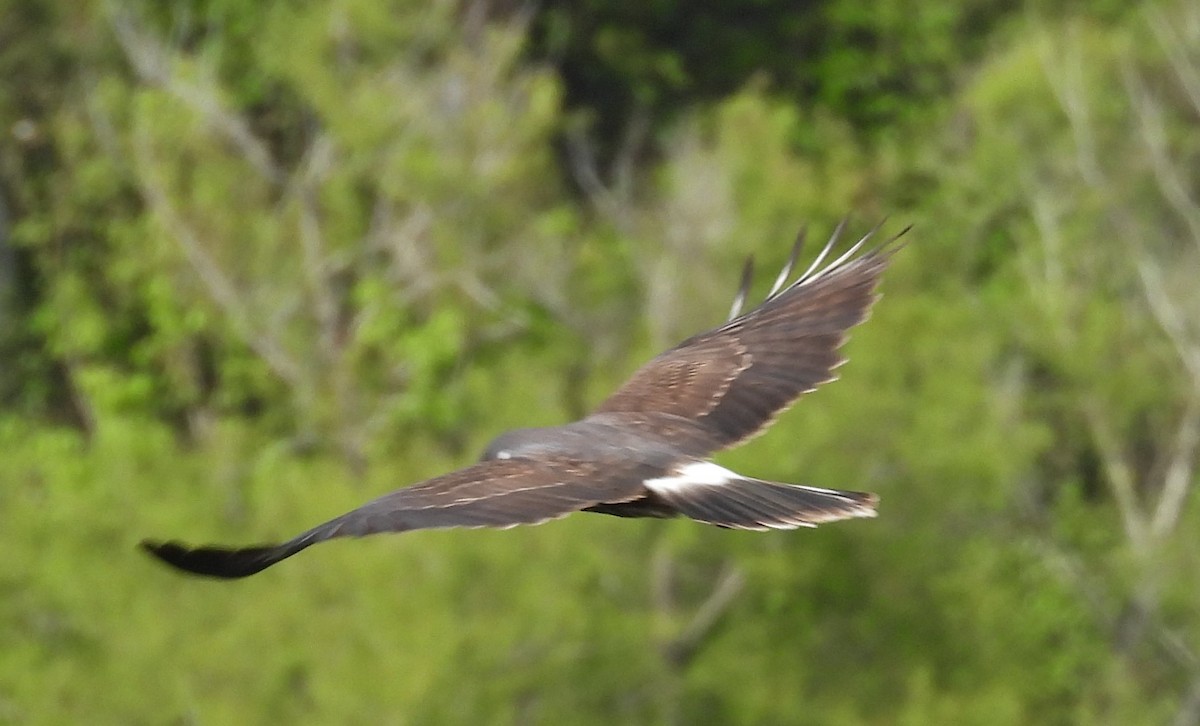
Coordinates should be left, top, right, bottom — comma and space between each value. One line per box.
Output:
143, 221, 908, 578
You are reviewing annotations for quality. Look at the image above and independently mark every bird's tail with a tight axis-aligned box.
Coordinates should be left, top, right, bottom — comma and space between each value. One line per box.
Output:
651, 476, 878, 530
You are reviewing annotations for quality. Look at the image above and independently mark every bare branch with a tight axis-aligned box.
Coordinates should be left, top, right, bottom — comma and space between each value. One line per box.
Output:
563, 110, 647, 236
110, 10, 283, 185
1038, 28, 1103, 187
663, 565, 745, 668
381, 204, 436, 289
564, 124, 623, 226
1082, 401, 1150, 555
651, 545, 676, 622
1146, 5, 1200, 120
131, 123, 304, 386
1122, 63, 1200, 248
1026, 193, 1067, 315
612, 107, 649, 213
1150, 392, 1200, 541
1174, 676, 1200, 726
291, 134, 340, 358
1137, 260, 1200, 384
453, 270, 503, 311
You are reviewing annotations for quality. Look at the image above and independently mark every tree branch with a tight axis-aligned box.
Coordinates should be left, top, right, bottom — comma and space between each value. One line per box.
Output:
663, 565, 745, 668
111, 10, 283, 185
1137, 260, 1200, 384
131, 124, 304, 386
1122, 63, 1200, 248
1150, 392, 1200, 541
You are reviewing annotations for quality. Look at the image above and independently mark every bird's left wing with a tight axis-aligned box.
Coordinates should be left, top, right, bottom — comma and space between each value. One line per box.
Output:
142, 457, 647, 579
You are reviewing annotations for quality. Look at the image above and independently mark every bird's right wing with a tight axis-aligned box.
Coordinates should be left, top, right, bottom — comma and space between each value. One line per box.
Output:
592, 222, 907, 453
142, 458, 647, 579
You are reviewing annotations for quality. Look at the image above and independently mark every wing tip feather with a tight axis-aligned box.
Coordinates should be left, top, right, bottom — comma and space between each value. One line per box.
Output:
140, 538, 286, 579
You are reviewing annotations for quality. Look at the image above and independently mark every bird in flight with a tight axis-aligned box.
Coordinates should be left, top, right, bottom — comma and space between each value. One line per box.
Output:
143, 220, 907, 578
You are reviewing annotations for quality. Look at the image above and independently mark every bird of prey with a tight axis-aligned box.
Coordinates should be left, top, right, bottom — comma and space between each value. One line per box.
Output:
143, 221, 907, 578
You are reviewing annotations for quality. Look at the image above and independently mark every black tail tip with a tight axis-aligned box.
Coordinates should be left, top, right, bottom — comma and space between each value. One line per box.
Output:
140, 538, 276, 579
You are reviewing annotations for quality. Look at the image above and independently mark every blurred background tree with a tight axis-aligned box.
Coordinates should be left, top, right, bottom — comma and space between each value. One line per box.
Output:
1, 0, 1197, 723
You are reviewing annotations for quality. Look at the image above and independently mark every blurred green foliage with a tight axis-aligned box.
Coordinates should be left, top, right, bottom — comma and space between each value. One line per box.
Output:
529, 0, 1023, 155
2, 0, 1198, 723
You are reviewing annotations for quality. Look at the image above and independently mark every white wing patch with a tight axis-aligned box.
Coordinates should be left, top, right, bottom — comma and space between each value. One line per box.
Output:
645, 461, 739, 493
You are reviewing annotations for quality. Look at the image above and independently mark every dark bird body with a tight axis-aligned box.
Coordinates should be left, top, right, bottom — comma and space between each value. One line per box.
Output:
144, 221, 907, 578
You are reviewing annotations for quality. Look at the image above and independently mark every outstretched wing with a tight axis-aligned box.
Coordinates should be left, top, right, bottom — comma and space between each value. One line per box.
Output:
142, 457, 648, 579
593, 221, 907, 452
